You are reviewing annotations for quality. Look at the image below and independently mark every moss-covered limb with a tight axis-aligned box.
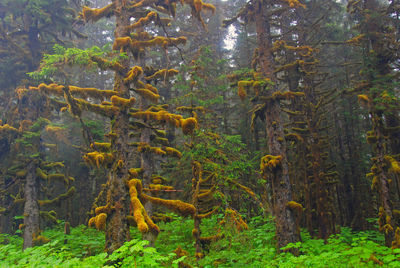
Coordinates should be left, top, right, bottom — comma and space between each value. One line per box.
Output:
161, 147, 182, 158
113, 35, 187, 51
144, 68, 179, 81
146, 184, 174, 191
42, 162, 65, 170
90, 142, 111, 152
197, 206, 219, 219
130, 110, 183, 128
141, 193, 196, 217
39, 210, 57, 224
38, 187, 75, 207
29, 83, 64, 96
31, 83, 118, 100
125, 11, 157, 32
111, 96, 136, 109
134, 88, 160, 103
81, 3, 116, 23
71, 97, 120, 117
90, 55, 124, 73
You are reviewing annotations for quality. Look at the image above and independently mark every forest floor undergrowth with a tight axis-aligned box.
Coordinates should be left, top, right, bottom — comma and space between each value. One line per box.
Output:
1, 215, 400, 267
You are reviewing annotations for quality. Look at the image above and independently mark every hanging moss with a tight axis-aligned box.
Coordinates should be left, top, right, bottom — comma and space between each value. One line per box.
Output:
181, 117, 198, 135
88, 213, 107, 231
260, 155, 282, 172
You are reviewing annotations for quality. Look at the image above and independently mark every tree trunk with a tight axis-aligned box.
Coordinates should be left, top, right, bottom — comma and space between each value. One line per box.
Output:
104, 0, 132, 253
255, 0, 300, 250
23, 162, 40, 249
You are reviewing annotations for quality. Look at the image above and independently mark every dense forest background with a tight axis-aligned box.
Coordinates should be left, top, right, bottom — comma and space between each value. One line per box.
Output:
0, 0, 400, 267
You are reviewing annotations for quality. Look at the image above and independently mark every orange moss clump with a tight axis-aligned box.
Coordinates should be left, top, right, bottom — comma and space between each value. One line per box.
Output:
124, 66, 143, 83
135, 88, 160, 103
145, 69, 179, 81
286, 201, 303, 213
181, 117, 198, 135
357, 94, 370, 104
88, 213, 107, 231
260, 155, 282, 171
113, 36, 132, 51
281, 0, 306, 9
83, 151, 114, 168
111, 95, 136, 108
127, 179, 160, 234
384, 155, 400, 174
95, 204, 113, 215
82, 3, 115, 22
142, 194, 196, 217
127, 179, 148, 233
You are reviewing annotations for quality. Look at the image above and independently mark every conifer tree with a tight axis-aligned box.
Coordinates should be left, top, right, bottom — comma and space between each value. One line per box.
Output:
224, 0, 305, 250
347, 0, 400, 247
29, 0, 216, 252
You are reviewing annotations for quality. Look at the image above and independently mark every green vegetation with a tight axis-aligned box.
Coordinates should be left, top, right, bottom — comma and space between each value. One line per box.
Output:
1, 216, 400, 267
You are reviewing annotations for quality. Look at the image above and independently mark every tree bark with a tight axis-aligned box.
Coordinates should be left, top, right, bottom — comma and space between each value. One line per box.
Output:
255, 0, 300, 250
23, 162, 40, 249
104, 0, 131, 254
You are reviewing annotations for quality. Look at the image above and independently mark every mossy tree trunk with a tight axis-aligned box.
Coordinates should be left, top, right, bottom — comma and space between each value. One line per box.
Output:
255, 0, 300, 250
23, 161, 40, 249
104, 0, 131, 254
